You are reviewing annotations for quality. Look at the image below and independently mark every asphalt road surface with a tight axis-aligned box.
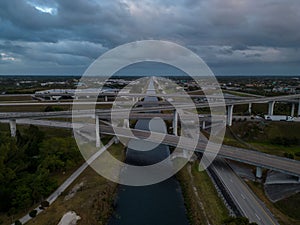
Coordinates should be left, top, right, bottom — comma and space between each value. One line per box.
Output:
211, 159, 279, 225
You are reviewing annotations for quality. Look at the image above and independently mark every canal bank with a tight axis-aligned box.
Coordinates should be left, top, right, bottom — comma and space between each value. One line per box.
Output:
108, 79, 189, 225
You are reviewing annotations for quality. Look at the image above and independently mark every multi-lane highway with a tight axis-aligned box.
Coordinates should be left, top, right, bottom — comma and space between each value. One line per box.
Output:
211, 159, 278, 225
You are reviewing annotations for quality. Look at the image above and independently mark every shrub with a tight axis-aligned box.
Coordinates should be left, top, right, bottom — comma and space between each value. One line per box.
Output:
283, 152, 294, 159
29, 210, 37, 218
14, 221, 22, 225
41, 200, 50, 208
295, 152, 300, 157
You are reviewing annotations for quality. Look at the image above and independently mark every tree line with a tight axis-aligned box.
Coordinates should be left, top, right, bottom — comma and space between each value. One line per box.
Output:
0, 125, 82, 215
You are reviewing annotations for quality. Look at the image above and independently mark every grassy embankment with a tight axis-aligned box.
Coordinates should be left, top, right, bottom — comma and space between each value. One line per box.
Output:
226, 121, 300, 160
246, 181, 300, 225
223, 121, 300, 224
26, 143, 125, 225
177, 161, 229, 225
222, 89, 262, 97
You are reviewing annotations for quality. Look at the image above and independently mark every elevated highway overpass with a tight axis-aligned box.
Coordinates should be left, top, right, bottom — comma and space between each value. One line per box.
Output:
1, 118, 299, 178
1, 92, 300, 121
98, 124, 300, 178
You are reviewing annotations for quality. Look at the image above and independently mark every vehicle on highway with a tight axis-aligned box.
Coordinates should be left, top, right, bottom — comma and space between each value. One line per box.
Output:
264, 115, 294, 122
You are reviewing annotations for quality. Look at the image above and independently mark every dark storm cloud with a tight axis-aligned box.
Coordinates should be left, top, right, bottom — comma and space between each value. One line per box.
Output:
0, 0, 299, 75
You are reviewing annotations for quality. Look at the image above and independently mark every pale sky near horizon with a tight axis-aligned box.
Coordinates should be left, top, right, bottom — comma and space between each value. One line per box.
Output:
0, 0, 299, 76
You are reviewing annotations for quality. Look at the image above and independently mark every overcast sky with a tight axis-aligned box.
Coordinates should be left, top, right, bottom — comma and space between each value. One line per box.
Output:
0, 0, 299, 76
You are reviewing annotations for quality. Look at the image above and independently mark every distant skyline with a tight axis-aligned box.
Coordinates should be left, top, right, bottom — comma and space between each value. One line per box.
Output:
0, 0, 299, 76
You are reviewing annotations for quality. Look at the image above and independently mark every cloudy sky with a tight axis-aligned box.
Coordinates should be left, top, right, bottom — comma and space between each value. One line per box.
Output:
0, 0, 299, 76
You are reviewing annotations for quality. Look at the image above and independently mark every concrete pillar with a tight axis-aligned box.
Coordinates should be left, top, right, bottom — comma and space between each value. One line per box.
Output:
256, 167, 262, 179
173, 109, 178, 136
298, 99, 300, 117
268, 101, 275, 115
9, 119, 17, 137
104, 95, 108, 102
291, 103, 295, 117
202, 120, 206, 130
227, 105, 234, 126
123, 119, 130, 128
183, 149, 188, 159
95, 115, 101, 148
248, 103, 252, 114
114, 136, 119, 144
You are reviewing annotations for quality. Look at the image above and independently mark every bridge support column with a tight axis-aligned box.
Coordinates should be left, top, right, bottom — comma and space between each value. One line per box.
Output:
256, 167, 262, 179
291, 103, 295, 117
9, 119, 17, 137
298, 99, 300, 117
123, 119, 130, 128
95, 115, 101, 148
268, 101, 275, 115
173, 110, 178, 136
201, 120, 206, 130
104, 95, 108, 102
114, 136, 119, 144
248, 103, 252, 114
227, 105, 234, 126
183, 149, 188, 159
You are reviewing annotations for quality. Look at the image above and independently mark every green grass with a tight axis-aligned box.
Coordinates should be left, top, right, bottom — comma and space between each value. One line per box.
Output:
222, 89, 260, 97
191, 163, 228, 225
177, 161, 228, 225
226, 121, 300, 159
0, 105, 71, 112
0, 95, 33, 101
275, 193, 300, 220
249, 142, 300, 160
246, 181, 300, 225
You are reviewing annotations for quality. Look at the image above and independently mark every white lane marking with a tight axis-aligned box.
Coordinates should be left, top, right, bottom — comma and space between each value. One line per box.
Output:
255, 213, 261, 220
241, 194, 246, 199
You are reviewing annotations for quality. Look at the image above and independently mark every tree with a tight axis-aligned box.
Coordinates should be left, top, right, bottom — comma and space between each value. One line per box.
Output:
11, 184, 32, 211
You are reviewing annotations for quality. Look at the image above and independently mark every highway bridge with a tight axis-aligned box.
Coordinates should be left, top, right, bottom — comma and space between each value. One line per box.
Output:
2, 92, 300, 126
98, 124, 300, 178
2, 117, 299, 178
3, 80, 297, 225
